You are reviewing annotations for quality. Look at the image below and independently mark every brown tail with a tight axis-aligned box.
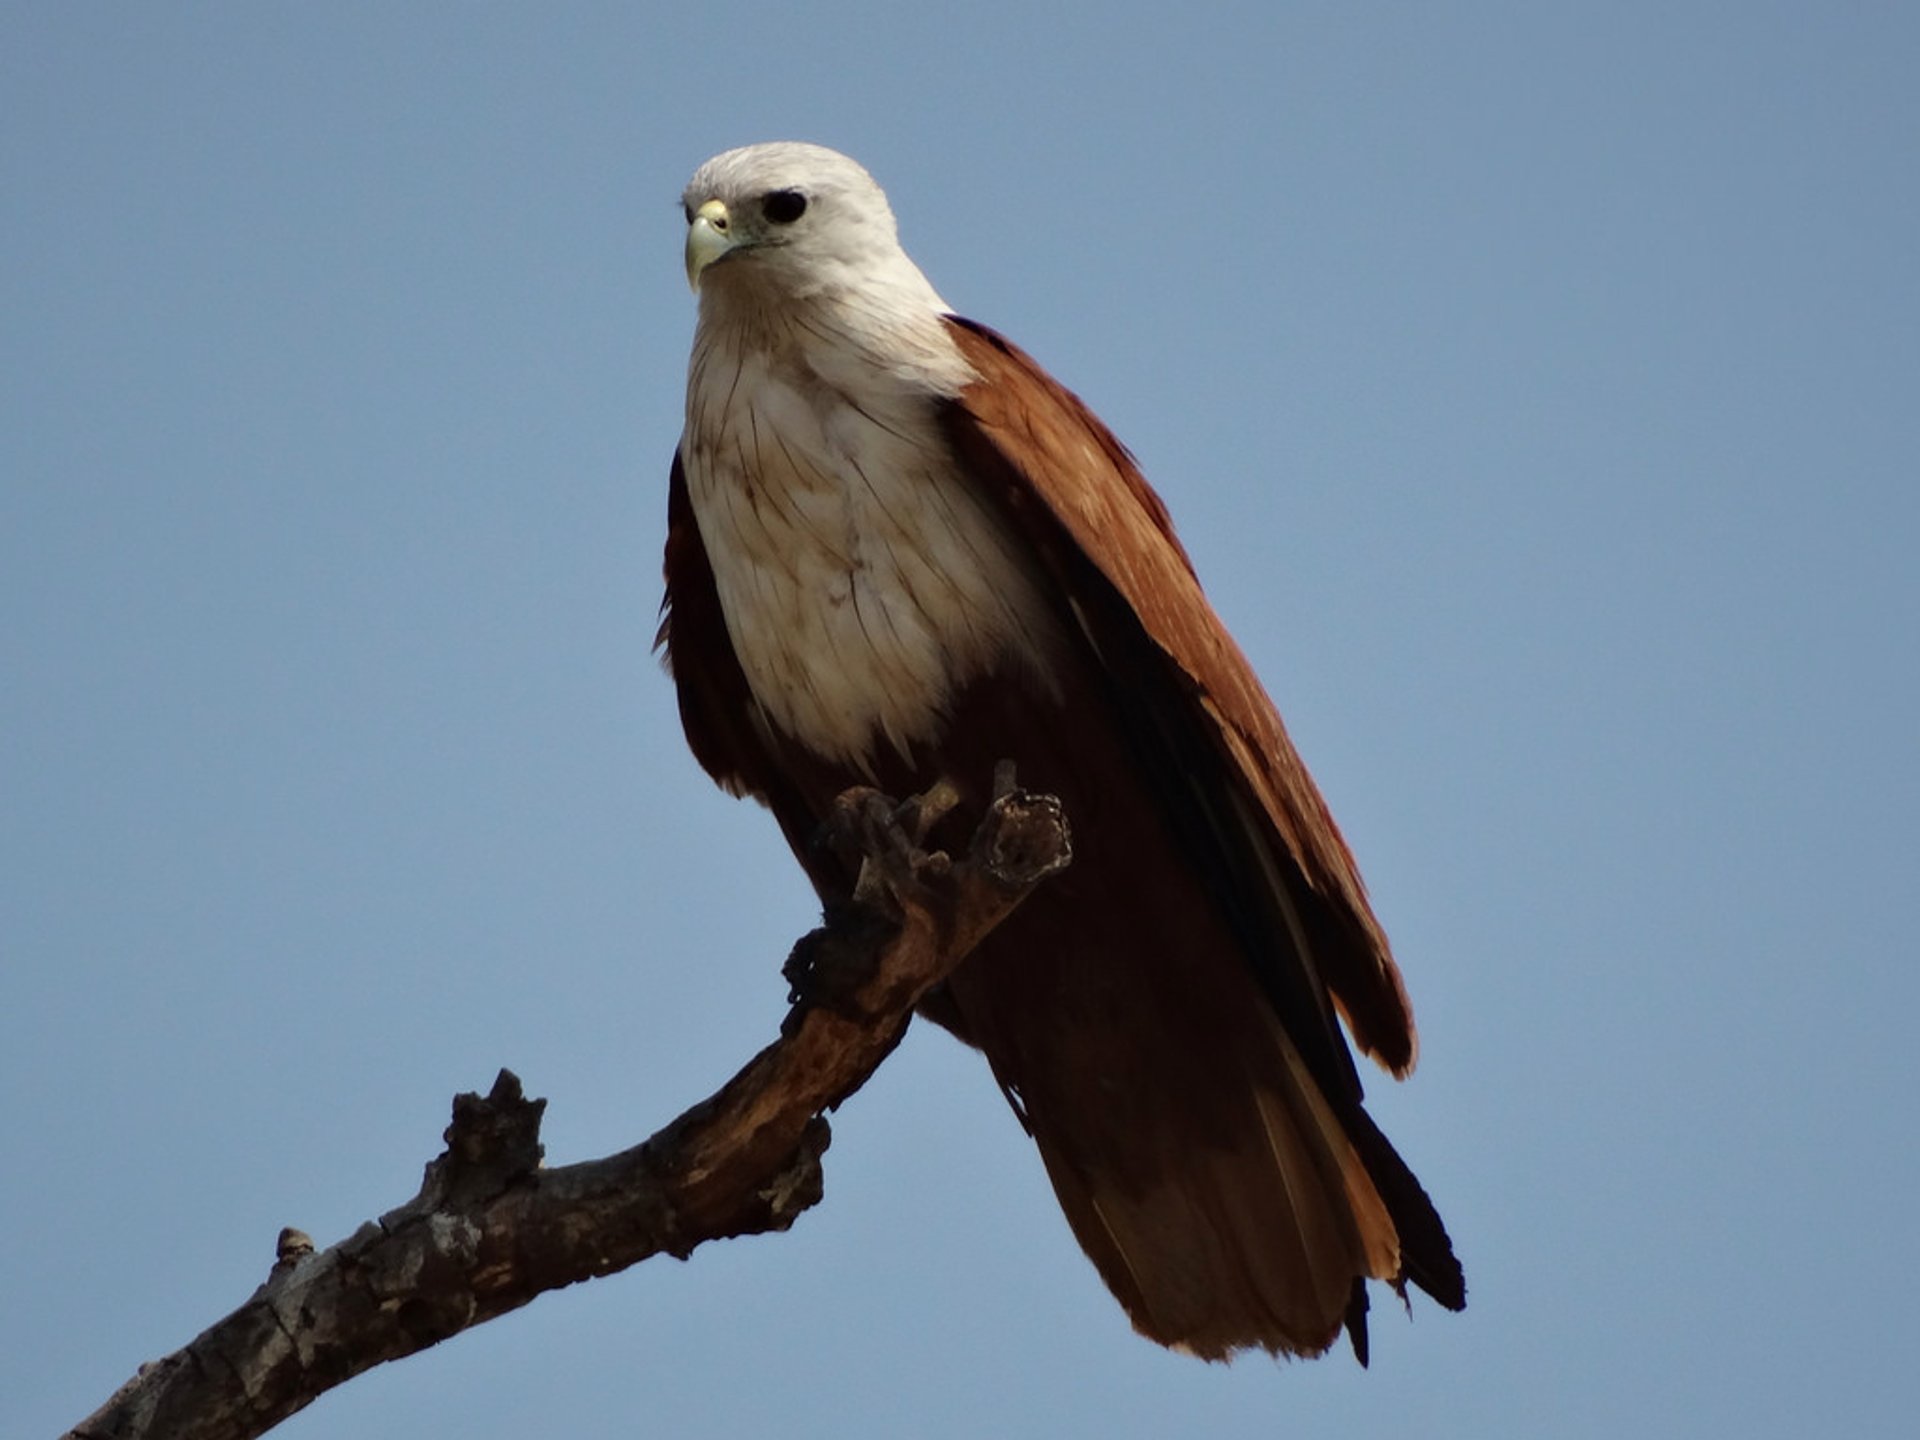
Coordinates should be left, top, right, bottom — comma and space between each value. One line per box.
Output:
1017, 1005, 1438, 1359
941, 877, 1463, 1360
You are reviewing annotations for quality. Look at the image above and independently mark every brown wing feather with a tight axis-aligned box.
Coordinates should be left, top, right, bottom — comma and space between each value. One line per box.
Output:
938, 316, 1419, 1079
658, 450, 774, 798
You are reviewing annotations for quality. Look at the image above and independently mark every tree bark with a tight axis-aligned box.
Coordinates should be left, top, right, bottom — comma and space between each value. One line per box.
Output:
65, 783, 1070, 1440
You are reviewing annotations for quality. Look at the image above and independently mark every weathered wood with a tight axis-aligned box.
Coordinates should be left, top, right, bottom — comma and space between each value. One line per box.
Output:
65, 784, 1070, 1440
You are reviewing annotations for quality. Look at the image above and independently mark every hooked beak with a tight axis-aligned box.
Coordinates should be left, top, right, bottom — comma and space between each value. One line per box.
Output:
685, 198, 736, 290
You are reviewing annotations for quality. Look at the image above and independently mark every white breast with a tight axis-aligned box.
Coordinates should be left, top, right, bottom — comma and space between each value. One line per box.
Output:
682, 322, 1062, 775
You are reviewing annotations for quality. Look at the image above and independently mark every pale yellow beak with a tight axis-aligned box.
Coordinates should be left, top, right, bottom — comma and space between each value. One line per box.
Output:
685, 198, 735, 289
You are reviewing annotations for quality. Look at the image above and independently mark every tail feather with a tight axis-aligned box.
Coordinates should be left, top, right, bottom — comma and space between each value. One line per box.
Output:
1019, 1024, 1407, 1360
951, 938, 1458, 1359
1346, 1102, 1468, 1312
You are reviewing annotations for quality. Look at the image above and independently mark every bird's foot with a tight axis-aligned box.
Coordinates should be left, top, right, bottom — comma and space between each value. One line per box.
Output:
781, 898, 901, 1023
828, 780, 961, 907
784, 780, 964, 1023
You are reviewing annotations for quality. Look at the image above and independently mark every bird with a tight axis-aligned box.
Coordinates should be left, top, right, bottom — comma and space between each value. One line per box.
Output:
658, 141, 1463, 1362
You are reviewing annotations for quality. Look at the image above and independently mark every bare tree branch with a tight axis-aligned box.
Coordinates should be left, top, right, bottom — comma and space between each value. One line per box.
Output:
65, 783, 1071, 1440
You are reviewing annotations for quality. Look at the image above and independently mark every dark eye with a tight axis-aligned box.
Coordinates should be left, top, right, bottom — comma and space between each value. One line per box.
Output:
762, 189, 808, 225
682, 201, 694, 224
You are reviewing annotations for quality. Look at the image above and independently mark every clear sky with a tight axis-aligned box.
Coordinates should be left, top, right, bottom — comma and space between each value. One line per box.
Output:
5, 5, 1916, 1437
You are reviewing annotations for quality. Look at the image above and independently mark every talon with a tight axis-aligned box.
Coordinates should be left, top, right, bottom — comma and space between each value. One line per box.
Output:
990, 759, 1019, 802
899, 779, 960, 843
819, 780, 964, 910
782, 900, 901, 1025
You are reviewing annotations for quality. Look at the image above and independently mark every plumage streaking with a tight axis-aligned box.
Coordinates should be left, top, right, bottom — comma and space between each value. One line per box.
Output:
660, 141, 1464, 1360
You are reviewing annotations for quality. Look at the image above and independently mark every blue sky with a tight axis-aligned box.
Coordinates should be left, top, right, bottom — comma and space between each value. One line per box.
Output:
5, 4, 1916, 1437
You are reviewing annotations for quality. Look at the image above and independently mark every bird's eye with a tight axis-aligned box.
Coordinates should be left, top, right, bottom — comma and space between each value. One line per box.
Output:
762, 189, 808, 225
682, 201, 694, 225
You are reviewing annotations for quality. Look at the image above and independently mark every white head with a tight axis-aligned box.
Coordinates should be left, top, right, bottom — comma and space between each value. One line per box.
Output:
681, 142, 951, 319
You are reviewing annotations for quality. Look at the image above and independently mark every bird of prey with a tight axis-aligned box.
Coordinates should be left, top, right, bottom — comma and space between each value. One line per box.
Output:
659, 141, 1463, 1361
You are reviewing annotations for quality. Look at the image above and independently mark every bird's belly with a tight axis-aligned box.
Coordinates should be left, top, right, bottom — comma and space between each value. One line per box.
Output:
684, 400, 1062, 774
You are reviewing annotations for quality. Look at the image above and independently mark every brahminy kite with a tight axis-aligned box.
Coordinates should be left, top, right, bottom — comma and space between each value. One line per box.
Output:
659, 142, 1463, 1361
